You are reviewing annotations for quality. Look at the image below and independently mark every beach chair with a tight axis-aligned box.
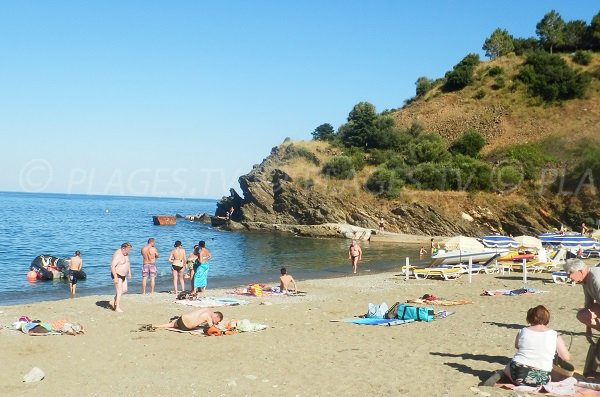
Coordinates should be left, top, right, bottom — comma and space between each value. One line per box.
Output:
530, 249, 567, 273
551, 271, 573, 284
412, 267, 462, 280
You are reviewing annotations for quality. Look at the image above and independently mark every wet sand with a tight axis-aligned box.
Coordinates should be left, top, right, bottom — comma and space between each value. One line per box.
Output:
1, 259, 599, 396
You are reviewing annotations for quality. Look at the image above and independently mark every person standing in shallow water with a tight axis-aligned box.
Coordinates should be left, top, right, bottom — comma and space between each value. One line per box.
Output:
348, 240, 362, 274
68, 250, 83, 298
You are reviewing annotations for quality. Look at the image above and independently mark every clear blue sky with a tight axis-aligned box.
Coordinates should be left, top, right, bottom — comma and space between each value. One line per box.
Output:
1, 1, 597, 198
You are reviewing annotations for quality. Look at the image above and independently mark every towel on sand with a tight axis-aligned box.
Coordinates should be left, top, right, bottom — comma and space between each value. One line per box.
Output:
174, 297, 248, 308
481, 288, 548, 296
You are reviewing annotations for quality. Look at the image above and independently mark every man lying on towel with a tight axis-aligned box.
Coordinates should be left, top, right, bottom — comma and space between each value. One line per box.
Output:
155, 308, 223, 331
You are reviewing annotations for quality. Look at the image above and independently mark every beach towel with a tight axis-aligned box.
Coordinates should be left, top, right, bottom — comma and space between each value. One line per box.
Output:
330, 318, 416, 326
495, 375, 600, 396
15, 319, 84, 336
193, 261, 209, 288
481, 288, 548, 296
161, 319, 267, 335
174, 296, 248, 308
406, 298, 472, 306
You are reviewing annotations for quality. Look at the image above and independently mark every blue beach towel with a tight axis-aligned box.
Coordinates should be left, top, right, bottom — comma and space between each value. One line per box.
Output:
338, 318, 415, 326
193, 261, 209, 288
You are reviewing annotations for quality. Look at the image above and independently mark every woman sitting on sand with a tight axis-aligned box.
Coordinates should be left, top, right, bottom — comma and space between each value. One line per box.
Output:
504, 305, 570, 387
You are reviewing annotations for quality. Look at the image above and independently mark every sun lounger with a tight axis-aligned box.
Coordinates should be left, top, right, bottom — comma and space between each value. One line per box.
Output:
551, 271, 573, 284
412, 267, 462, 280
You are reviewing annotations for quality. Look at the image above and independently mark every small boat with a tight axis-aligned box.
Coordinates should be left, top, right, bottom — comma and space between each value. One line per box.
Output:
153, 215, 176, 225
30, 255, 87, 281
429, 248, 509, 266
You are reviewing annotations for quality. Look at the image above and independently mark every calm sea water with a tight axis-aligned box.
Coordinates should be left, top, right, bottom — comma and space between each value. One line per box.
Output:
0, 192, 423, 306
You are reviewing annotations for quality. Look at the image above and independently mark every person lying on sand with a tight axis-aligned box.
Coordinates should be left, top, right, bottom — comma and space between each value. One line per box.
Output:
154, 308, 223, 331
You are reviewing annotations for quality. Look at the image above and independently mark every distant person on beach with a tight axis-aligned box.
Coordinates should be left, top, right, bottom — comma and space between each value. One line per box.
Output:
503, 305, 570, 387
565, 259, 600, 342
141, 238, 159, 294
110, 242, 132, 313
68, 250, 83, 298
191, 241, 211, 296
378, 217, 384, 232
169, 240, 186, 295
348, 240, 362, 274
419, 246, 427, 258
430, 238, 437, 255
582, 222, 590, 236
155, 308, 223, 331
226, 206, 234, 220
279, 267, 298, 293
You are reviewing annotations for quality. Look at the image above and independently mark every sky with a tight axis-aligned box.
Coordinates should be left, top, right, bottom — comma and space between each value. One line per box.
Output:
1, 1, 598, 199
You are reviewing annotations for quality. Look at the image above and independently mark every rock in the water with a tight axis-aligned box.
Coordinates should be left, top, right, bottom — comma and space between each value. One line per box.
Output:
23, 367, 45, 383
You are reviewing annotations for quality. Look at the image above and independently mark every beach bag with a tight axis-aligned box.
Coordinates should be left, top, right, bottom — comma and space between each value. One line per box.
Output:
397, 304, 434, 322
366, 302, 389, 319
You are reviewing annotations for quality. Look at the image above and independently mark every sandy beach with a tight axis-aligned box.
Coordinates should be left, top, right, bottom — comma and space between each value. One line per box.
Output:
1, 260, 599, 397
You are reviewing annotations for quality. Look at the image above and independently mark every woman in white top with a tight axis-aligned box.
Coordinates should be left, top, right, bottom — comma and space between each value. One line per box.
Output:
504, 305, 570, 386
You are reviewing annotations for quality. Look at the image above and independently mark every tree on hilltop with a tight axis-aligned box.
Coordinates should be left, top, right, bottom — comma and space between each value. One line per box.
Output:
562, 20, 589, 52
536, 10, 565, 54
311, 123, 336, 141
483, 28, 514, 59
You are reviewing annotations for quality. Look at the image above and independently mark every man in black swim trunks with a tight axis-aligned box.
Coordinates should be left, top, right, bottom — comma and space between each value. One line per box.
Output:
155, 308, 223, 331
69, 250, 83, 298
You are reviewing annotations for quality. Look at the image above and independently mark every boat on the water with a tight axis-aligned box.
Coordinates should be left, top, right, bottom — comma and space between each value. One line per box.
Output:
30, 255, 87, 281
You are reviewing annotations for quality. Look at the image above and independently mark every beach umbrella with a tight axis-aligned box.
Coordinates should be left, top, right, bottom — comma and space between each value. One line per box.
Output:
443, 235, 484, 251
480, 235, 518, 248
539, 233, 600, 249
514, 235, 542, 250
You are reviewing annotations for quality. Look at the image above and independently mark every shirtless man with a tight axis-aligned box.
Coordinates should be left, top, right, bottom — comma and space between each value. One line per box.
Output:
279, 267, 298, 293
141, 238, 159, 294
110, 242, 132, 312
69, 250, 83, 298
155, 308, 223, 331
348, 240, 362, 274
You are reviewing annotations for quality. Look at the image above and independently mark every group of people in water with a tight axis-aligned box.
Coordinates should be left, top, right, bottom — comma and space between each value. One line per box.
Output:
107, 239, 212, 312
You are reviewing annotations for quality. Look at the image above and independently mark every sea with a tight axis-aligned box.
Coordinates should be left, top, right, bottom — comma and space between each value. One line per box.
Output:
0, 191, 424, 306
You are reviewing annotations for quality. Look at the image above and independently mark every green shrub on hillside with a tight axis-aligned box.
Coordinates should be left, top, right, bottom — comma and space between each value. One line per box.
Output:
565, 141, 600, 189
572, 50, 593, 66
443, 53, 480, 92
474, 89, 486, 99
516, 50, 591, 102
488, 66, 504, 76
284, 144, 320, 165
344, 147, 366, 171
365, 168, 402, 198
492, 142, 555, 180
448, 155, 493, 191
449, 129, 486, 158
493, 76, 506, 90
492, 163, 524, 192
321, 156, 355, 180
405, 133, 449, 165
416, 76, 435, 97
409, 162, 450, 190
513, 37, 540, 55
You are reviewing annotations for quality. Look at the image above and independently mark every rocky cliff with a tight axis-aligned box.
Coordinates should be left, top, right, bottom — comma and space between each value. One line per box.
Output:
212, 141, 595, 240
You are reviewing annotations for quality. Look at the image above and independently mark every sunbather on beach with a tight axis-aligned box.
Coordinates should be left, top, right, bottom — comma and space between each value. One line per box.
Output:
155, 308, 223, 331
503, 305, 570, 387
279, 267, 297, 293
